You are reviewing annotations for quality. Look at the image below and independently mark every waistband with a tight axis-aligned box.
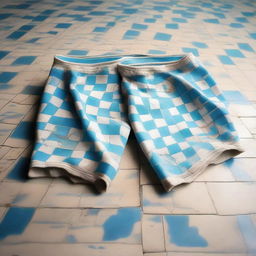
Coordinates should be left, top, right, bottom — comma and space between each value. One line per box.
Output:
53, 54, 195, 73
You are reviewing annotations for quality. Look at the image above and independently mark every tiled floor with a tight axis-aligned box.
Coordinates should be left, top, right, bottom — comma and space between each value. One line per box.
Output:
0, 0, 256, 255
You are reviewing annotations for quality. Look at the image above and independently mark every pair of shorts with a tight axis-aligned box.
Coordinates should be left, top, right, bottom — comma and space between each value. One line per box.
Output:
29, 54, 243, 192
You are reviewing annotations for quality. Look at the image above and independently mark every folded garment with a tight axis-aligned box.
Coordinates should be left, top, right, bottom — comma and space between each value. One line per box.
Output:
29, 54, 243, 192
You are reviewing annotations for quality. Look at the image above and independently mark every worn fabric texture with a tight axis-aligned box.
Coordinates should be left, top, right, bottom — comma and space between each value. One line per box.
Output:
29, 54, 243, 192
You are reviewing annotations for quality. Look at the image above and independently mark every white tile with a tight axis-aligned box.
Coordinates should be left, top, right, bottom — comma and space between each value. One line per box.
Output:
12, 182, 50, 207
142, 215, 165, 252
0, 207, 7, 221
207, 182, 256, 215
145, 253, 167, 256
0, 243, 143, 256
0, 182, 22, 205
237, 139, 256, 158
230, 104, 256, 117
241, 117, 256, 135
3, 148, 24, 160
79, 169, 140, 208
232, 117, 253, 138
195, 163, 235, 182
40, 180, 84, 208
0, 103, 31, 124
0, 146, 10, 159
0, 124, 16, 144
142, 183, 216, 214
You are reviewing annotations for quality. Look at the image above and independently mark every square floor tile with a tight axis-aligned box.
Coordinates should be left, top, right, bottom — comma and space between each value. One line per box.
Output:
142, 214, 165, 252
0, 243, 143, 256
79, 169, 140, 208
163, 215, 247, 253
142, 183, 216, 214
207, 182, 256, 215
67, 208, 141, 244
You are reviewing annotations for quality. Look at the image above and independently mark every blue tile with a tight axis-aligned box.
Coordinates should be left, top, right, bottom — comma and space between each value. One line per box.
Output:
153, 6, 170, 12
68, 50, 88, 56
249, 33, 256, 40
237, 215, 256, 252
103, 208, 141, 241
123, 30, 140, 40
241, 12, 255, 17
106, 22, 115, 27
164, 215, 208, 247
229, 23, 244, 28
7, 31, 26, 40
0, 72, 17, 83
144, 18, 156, 23
26, 37, 40, 43
7, 157, 29, 181
165, 23, 179, 29
74, 17, 91, 22
0, 14, 12, 20
11, 121, 35, 140
154, 32, 171, 41
48, 31, 58, 35
0, 51, 10, 60
172, 17, 187, 23
132, 23, 148, 30
33, 15, 48, 22
0, 207, 35, 241
225, 49, 245, 58
218, 55, 235, 65
203, 19, 220, 24
123, 8, 137, 14
21, 85, 43, 95
41, 9, 56, 15
12, 56, 36, 65
148, 49, 166, 54
4, 4, 30, 9
182, 47, 199, 56
235, 17, 248, 23
93, 27, 108, 32
19, 25, 34, 31
224, 158, 252, 180
55, 23, 72, 28
238, 43, 254, 52
192, 41, 208, 48
88, 11, 109, 16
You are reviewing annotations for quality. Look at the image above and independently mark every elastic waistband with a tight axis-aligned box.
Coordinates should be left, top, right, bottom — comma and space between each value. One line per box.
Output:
53, 54, 194, 72
117, 54, 193, 74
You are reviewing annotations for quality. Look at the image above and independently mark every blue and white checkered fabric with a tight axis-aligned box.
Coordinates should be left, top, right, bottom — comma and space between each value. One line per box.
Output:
29, 54, 243, 192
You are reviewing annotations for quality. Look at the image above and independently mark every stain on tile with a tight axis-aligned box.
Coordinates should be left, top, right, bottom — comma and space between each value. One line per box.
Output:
103, 208, 141, 241
164, 215, 208, 247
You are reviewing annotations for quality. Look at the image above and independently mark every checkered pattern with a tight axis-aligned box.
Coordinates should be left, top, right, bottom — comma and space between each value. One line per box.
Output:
30, 54, 243, 192
30, 58, 131, 190
118, 54, 242, 191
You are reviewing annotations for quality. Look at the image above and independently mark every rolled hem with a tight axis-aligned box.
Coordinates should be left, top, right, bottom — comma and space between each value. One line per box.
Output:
29, 161, 111, 193
161, 143, 244, 192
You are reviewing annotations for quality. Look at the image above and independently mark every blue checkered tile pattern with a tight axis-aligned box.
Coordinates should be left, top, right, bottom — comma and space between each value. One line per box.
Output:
30, 54, 242, 192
